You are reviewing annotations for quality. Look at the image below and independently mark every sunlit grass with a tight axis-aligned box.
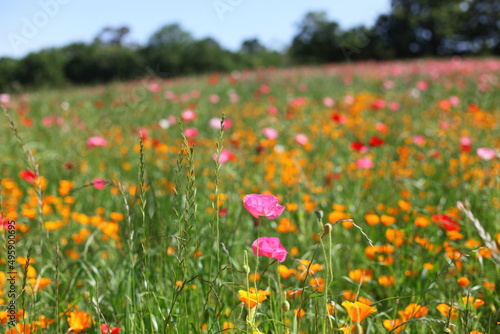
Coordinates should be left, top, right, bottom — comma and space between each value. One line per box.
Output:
0, 58, 499, 334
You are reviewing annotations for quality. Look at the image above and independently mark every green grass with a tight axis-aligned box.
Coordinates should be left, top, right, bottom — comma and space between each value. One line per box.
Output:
0, 58, 499, 334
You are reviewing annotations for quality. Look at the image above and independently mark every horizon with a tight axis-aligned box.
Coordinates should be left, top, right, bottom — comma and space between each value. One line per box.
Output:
0, 0, 391, 59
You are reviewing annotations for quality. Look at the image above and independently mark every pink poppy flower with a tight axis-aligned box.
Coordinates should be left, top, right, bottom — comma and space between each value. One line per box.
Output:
295, 133, 308, 146
289, 97, 306, 108
209, 118, 233, 130
323, 97, 334, 107
0, 216, 12, 229
263, 128, 278, 140
180, 93, 190, 102
184, 128, 198, 138
209, 94, 220, 103
344, 95, 355, 105
477, 148, 496, 160
191, 90, 200, 99
371, 99, 386, 110
449, 96, 460, 106
416, 81, 428, 90
92, 178, 107, 190
259, 85, 270, 94
356, 157, 374, 169
136, 127, 149, 139
42, 116, 54, 126
164, 91, 176, 100
0, 93, 10, 105
243, 194, 285, 220
459, 136, 472, 152
252, 237, 288, 262
383, 80, 394, 89
213, 149, 235, 164
229, 92, 239, 103
412, 135, 425, 146
87, 136, 107, 148
181, 109, 197, 122
168, 115, 177, 125
388, 102, 400, 111
148, 83, 160, 93
267, 106, 278, 115
460, 137, 472, 146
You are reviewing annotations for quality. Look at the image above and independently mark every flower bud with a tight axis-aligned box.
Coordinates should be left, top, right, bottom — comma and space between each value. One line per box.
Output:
315, 210, 324, 222
243, 264, 250, 275
323, 223, 332, 235
281, 300, 290, 312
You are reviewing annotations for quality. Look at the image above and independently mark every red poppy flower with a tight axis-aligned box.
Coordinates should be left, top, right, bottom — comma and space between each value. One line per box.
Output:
19, 170, 37, 184
432, 214, 460, 232
101, 324, 121, 334
351, 141, 367, 152
369, 136, 385, 147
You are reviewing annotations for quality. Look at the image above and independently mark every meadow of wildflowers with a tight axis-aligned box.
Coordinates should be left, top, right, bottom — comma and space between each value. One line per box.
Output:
0, 58, 499, 334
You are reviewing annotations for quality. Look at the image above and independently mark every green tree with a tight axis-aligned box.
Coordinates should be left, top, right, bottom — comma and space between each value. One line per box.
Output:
0, 57, 19, 92
289, 11, 344, 64
16, 49, 67, 89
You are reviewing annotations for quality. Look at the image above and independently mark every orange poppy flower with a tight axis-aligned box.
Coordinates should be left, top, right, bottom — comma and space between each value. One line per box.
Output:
436, 304, 458, 321
238, 289, 268, 308
342, 301, 377, 322
67, 311, 92, 332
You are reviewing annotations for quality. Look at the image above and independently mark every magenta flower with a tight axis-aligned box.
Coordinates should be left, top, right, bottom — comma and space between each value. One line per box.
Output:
412, 135, 425, 146
181, 109, 197, 122
209, 94, 220, 103
213, 149, 235, 164
267, 106, 278, 115
209, 117, 233, 130
460, 136, 472, 146
92, 178, 107, 190
87, 136, 107, 148
477, 148, 497, 160
184, 127, 198, 138
416, 81, 428, 90
356, 157, 374, 169
295, 133, 308, 146
263, 127, 278, 140
252, 237, 288, 262
243, 194, 285, 220
323, 97, 334, 107
388, 102, 400, 111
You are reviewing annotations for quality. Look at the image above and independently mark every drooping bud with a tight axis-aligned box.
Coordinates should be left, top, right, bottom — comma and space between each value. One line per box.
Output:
323, 223, 332, 235
315, 210, 324, 222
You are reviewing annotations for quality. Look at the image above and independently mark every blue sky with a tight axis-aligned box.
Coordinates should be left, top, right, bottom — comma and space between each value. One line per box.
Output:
0, 0, 391, 58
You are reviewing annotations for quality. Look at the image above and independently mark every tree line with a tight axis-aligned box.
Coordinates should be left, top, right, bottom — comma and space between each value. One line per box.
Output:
1, 0, 498, 91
